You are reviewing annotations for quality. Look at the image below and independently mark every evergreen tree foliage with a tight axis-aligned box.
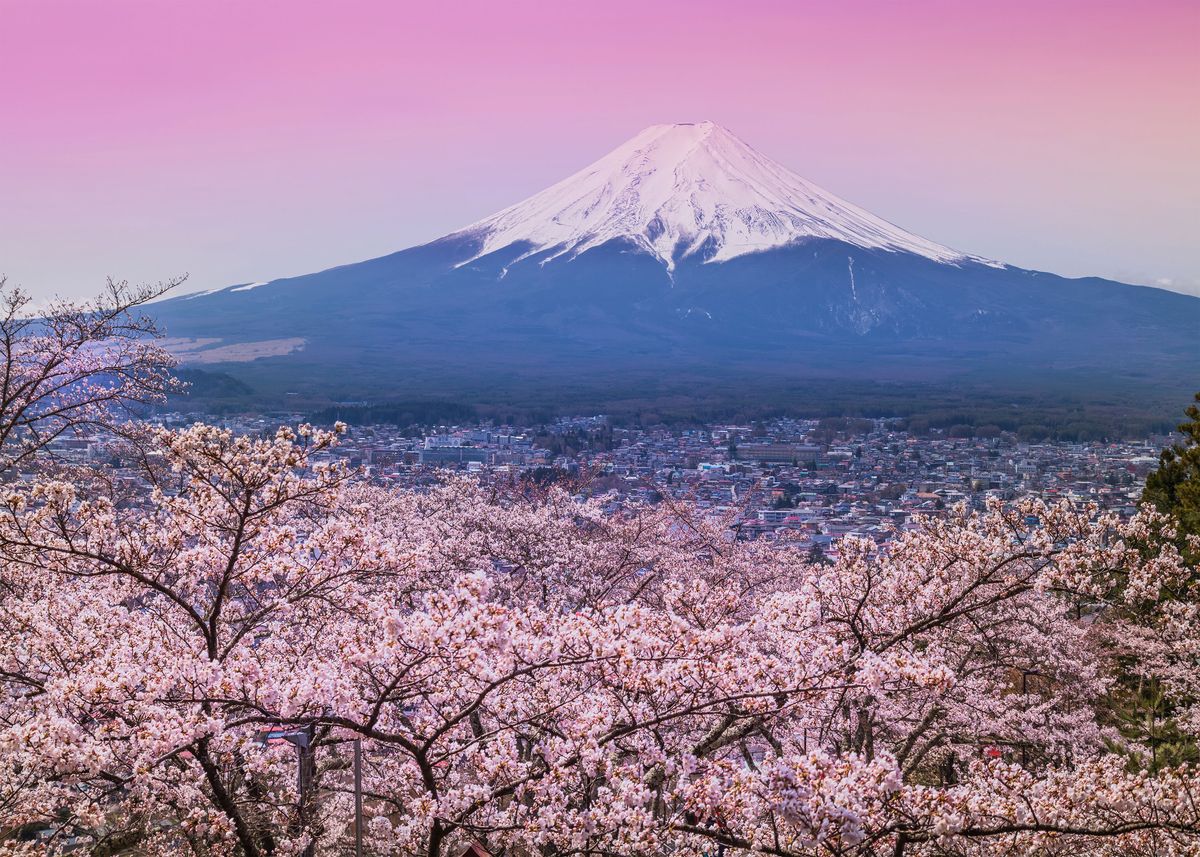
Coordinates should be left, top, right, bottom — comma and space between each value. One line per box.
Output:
1144, 392, 1200, 546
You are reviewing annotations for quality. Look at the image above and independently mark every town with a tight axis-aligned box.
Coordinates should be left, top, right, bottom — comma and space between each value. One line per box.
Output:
40, 412, 1164, 562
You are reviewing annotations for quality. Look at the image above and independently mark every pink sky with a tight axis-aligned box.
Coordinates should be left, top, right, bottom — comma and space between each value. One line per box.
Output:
2, 0, 1197, 299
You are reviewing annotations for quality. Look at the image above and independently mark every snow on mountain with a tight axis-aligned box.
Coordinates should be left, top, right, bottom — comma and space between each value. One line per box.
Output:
453, 121, 993, 270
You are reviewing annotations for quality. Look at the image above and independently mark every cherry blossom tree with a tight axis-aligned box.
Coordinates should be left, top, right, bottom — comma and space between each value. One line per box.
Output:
1, 417, 1200, 856
0, 276, 180, 475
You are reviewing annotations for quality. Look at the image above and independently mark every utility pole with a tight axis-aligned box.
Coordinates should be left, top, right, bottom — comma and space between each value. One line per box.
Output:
354, 738, 364, 857
271, 725, 316, 857
298, 724, 315, 857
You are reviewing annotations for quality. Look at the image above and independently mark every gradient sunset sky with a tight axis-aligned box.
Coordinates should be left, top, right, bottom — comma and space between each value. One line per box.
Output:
2, 0, 1197, 299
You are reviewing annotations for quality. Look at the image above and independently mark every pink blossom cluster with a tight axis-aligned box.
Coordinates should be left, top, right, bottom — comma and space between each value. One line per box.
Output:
0, 416, 1198, 854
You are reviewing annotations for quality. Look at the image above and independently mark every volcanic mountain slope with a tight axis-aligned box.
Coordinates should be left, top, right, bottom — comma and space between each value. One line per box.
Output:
150, 121, 1200, 403
451, 122, 989, 269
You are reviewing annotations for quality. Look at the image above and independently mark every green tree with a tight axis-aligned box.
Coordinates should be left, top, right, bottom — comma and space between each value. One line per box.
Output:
1111, 392, 1200, 771
1143, 392, 1200, 546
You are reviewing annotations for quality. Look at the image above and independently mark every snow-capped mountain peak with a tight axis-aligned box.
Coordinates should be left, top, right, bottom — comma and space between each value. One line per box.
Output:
454, 121, 989, 270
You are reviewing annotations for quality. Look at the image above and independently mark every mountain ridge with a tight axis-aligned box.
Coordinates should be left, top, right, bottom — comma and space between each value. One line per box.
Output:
149, 123, 1200, 411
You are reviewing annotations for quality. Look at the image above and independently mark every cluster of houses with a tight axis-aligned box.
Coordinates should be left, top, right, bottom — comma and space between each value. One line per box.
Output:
34, 413, 1162, 562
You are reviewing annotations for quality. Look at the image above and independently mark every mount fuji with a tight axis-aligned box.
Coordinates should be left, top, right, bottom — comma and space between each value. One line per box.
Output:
453, 122, 987, 270
151, 122, 1200, 409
